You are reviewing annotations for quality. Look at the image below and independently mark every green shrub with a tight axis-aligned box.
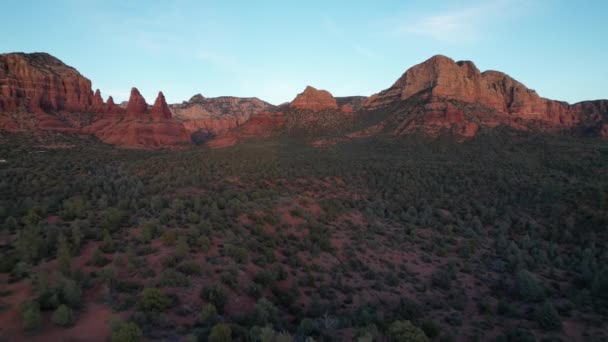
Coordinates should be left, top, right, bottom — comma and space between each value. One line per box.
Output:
209, 323, 232, 342
52, 304, 74, 327
111, 322, 142, 342
90, 248, 109, 267
225, 244, 248, 263
420, 320, 440, 339
161, 231, 177, 246
201, 284, 228, 313
59, 279, 82, 308
254, 298, 279, 325
496, 328, 536, 342
535, 301, 561, 330
388, 320, 429, 342
137, 288, 171, 313
200, 304, 218, 324
514, 270, 545, 302
176, 261, 201, 275
21, 301, 42, 332
158, 268, 190, 287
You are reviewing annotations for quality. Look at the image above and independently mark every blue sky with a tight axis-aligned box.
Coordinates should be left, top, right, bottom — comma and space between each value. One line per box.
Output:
1, 0, 606, 105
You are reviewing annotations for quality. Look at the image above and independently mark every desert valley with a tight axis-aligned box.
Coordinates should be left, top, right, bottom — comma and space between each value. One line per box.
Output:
0, 49, 607, 342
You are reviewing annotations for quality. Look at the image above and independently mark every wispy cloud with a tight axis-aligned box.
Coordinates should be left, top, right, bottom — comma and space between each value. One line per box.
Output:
397, 0, 527, 43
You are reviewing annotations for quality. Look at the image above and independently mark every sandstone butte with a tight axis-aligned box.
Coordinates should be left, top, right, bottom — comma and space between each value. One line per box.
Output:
288, 85, 355, 115
289, 86, 339, 112
363, 55, 608, 139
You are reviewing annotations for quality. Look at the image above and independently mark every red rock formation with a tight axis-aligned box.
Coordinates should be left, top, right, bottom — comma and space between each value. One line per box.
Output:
84, 118, 190, 148
340, 105, 354, 114
290, 86, 338, 112
105, 96, 124, 115
150, 91, 172, 120
0, 52, 93, 113
365, 55, 608, 138
600, 124, 608, 138
170, 94, 272, 134
91, 89, 105, 112
2, 51, 606, 147
207, 111, 285, 148
0, 116, 19, 132
125, 87, 148, 118
84, 90, 190, 147
84, 91, 193, 147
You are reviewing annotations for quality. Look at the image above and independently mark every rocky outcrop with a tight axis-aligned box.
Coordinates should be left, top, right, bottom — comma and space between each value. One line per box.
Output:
336, 96, 367, 111
207, 111, 285, 148
284, 87, 355, 135
91, 89, 104, 112
85, 90, 189, 148
105, 96, 124, 115
0, 52, 93, 113
364, 55, 608, 138
170, 94, 272, 134
290, 86, 338, 112
125, 87, 148, 118
150, 91, 172, 120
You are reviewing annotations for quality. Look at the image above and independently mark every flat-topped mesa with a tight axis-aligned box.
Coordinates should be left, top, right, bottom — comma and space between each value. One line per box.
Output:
150, 91, 172, 120
290, 86, 339, 112
125, 87, 148, 118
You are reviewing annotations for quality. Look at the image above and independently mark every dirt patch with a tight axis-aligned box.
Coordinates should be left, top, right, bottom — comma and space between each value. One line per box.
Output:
0, 277, 32, 339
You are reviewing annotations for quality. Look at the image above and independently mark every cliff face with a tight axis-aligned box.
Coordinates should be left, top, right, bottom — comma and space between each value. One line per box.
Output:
0, 52, 190, 147
364, 55, 608, 139
0, 53, 93, 113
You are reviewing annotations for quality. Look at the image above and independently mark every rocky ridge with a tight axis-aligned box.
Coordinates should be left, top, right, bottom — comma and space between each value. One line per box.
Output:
0, 52, 606, 148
